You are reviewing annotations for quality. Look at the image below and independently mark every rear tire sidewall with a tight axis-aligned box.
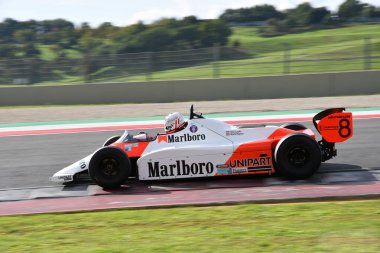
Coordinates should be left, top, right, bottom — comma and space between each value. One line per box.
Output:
89, 147, 131, 188
280, 123, 307, 131
274, 134, 321, 179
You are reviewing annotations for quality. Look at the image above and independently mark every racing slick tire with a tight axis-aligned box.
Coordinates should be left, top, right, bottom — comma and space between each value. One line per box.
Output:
280, 123, 307, 131
274, 133, 321, 180
89, 146, 131, 188
103, 136, 121, 147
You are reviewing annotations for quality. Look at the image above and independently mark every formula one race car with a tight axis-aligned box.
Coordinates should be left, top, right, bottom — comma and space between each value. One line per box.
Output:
51, 106, 353, 188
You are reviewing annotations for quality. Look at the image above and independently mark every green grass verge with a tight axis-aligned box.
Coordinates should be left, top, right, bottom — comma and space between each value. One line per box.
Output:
1, 200, 380, 252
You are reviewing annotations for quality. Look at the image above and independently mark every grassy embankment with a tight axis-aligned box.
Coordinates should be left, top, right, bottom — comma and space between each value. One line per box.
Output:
6, 24, 380, 85
127, 24, 380, 82
1, 200, 380, 252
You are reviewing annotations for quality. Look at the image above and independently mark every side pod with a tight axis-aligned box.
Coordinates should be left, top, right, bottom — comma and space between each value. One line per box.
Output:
313, 108, 353, 161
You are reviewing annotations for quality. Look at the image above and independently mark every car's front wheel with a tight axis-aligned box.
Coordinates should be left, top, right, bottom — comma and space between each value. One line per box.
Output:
89, 146, 131, 188
274, 133, 321, 179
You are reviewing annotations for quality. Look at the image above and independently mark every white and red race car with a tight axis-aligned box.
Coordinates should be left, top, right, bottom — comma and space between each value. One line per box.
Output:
51, 106, 353, 188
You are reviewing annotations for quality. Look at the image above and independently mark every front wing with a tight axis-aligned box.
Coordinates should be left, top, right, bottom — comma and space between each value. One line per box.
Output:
50, 154, 93, 183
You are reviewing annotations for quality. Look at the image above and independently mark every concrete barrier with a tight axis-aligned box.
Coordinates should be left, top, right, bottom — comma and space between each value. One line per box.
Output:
0, 70, 379, 106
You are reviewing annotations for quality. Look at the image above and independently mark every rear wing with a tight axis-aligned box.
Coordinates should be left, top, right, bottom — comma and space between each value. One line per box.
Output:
313, 108, 353, 161
313, 108, 353, 143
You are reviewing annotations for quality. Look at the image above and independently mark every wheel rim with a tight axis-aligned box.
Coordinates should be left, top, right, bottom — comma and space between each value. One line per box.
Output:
288, 146, 309, 167
100, 157, 120, 177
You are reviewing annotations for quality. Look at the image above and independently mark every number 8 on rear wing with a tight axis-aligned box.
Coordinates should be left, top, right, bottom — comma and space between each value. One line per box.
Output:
313, 108, 353, 161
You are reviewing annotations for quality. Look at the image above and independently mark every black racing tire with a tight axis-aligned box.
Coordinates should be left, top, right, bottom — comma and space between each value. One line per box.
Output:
89, 146, 131, 188
274, 133, 321, 179
103, 136, 121, 147
280, 123, 307, 131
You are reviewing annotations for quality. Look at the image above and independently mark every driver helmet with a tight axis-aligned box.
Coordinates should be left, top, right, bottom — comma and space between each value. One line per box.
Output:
165, 112, 186, 133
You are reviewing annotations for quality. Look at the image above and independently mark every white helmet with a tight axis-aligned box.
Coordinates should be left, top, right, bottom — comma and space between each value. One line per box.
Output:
165, 112, 186, 133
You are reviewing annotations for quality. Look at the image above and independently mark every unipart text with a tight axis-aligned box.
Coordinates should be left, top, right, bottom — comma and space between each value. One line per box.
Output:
229, 157, 271, 168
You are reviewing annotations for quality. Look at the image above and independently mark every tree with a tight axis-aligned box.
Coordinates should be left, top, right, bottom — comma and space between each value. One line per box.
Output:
95, 22, 118, 39
338, 0, 364, 20
198, 20, 231, 47
136, 26, 176, 52
78, 33, 103, 54
309, 7, 330, 24
183, 16, 198, 24
286, 3, 331, 26
132, 21, 146, 32
0, 44, 17, 58
286, 2, 313, 26
115, 18, 231, 53
176, 25, 200, 48
0, 18, 20, 43
220, 4, 282, 22
250, 5, 283, 21
361, 4, 380, 18
13, 29, 35, 43
23, 43, 40, 57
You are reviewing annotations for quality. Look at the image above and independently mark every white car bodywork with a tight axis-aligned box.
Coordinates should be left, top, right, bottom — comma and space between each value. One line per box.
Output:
51, 118, 280, 183
137, 119, 277, 180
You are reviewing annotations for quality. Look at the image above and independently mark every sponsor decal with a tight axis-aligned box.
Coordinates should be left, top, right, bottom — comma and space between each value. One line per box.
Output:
216, 164, 229, 169
226, 130, 244, 136
57, 175, 73, 181
229, 157, 271, 168
158, 135, 167, 143
125, 144, 133, 151
79, 161, 86, 169
189, 125, 198, 133
157, 133, 206, 143
328, 115, 351, 119
148, 160, 214, 178
232, 168, 248, 174
133, 143, 139, 147
217, 168, 232, 175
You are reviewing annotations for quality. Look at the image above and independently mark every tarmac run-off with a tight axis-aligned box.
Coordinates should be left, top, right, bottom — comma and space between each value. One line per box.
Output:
0, 110, 379, 216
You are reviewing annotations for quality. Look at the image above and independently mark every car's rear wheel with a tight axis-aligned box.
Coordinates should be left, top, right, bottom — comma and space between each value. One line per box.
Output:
274, 133, 321, 179
280, 123, 307, 131
89, 146, 131, 188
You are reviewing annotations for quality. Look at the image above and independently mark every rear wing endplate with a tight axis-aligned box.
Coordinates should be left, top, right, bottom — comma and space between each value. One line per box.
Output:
313, 108, 353, 143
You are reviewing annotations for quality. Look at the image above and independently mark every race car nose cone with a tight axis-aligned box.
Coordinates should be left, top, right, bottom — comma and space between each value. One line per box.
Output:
50, 174, 73, 182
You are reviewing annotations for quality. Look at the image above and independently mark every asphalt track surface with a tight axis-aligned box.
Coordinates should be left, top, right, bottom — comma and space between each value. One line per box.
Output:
0, 118, 379, 190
